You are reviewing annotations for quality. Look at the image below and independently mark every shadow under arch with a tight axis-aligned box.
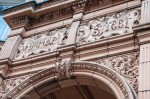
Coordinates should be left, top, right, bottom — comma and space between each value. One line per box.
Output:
3, 61, 136, 99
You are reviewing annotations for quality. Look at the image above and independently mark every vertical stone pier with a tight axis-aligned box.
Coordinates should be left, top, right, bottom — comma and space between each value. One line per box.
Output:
137, 0, 150, 98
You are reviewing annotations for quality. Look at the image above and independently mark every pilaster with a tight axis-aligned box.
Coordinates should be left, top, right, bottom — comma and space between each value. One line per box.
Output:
0, 29, 23, 77
136, 26, 150, 99
141, 0, 150, 24
134, 0, 150, 99
0, 35, 22, 60
139, 43, 150, 99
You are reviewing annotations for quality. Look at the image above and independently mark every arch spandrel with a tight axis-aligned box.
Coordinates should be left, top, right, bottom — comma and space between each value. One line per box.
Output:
1, 61, 136, 99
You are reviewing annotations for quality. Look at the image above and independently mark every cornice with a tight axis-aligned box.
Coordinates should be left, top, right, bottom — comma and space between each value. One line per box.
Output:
12, 50, 60, 65
2, 0, 132, 30
74, 33, 138, 60
133, 23, 150, 44
2, 0, 67, 15
133, 23, 150, 32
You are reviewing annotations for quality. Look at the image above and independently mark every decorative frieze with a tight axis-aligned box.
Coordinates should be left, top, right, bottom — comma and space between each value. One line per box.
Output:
76, 10, 140, 44
14, 27, 70, 60
11, 16, 29, 25
93, 52, 139, 92
3, 0, 130, 29
10, 7, 73, 28
0, 75, 30, 99
29, 7, 73, 26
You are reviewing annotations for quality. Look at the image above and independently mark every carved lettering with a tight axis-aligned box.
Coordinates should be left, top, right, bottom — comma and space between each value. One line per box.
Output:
77, 10, 140, 44
14, 27, 70, 60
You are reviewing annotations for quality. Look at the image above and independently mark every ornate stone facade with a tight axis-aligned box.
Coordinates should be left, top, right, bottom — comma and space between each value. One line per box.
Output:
3, 0, 129, 29
0, 0, 147, 99
77, 10, 140, 44
14, 27, 70, 60
0, 61, 134, 99
94, 52, 139, 92
0, 76, 30, 99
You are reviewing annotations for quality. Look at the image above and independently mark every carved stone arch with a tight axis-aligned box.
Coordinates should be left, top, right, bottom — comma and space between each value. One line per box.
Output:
2, 61, 136, 99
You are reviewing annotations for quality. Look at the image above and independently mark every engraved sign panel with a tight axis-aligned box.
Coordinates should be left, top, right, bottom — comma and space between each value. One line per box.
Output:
14, 27, 69, 60
77, 10, 140, 44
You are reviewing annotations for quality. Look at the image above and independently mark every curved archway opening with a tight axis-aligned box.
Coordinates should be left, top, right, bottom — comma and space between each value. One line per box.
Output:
22, 77, 117, 99
3, 61, 136, 99
42, 85, 116, 99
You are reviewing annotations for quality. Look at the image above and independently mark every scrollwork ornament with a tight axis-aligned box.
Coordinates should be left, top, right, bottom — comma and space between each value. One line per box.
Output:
0, 76, 30, 98
94, 52, 139, 93
77, 10, 141, 44
14, 27, 70, 60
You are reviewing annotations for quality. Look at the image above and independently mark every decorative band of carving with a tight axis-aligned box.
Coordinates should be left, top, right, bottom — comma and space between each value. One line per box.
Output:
4, 0, 129, 29
0, 76, 30, 99
10, 7, 73, 28
0, 61, 134, 99
14, 26, 70, 60
77, 10, 140, 44
93, 52, 139, 93
71, 62, 130, 98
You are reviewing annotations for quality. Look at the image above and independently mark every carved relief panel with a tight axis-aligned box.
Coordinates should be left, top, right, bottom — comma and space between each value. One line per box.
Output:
93, 52, 139, 93
0, 76, 30, 98
14, 27, 70, 60
77, 10, 140, 44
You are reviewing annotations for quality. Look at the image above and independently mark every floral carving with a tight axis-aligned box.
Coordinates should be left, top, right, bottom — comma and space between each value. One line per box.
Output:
6, 0, 128, 29
0, 61, 136, 99
14, 27, 70, 60
71, 62, 130, 98
77, 10, 140, 44
0, 76, 30, 99
10, 7, 73, 29
94, 52, 139, 92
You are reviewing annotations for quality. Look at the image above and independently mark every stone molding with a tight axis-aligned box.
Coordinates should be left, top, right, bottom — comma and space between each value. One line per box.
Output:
3, 0, 131, 29
3, 0, 128, 15
14, 26, 70, 60
0, 61, 136, 99
77, 9, 140, 44
12, 9, 140, 61
0, 75, 30, 99
94, 52, 139, 93
0, 1, 146, 98
10, 7, 73, 29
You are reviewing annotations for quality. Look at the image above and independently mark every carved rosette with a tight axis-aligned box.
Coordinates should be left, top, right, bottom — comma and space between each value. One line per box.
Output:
0, 76, 30, 99
94, 52, 139, 92
14, 27, 70, 60
77, 10, 140, 44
